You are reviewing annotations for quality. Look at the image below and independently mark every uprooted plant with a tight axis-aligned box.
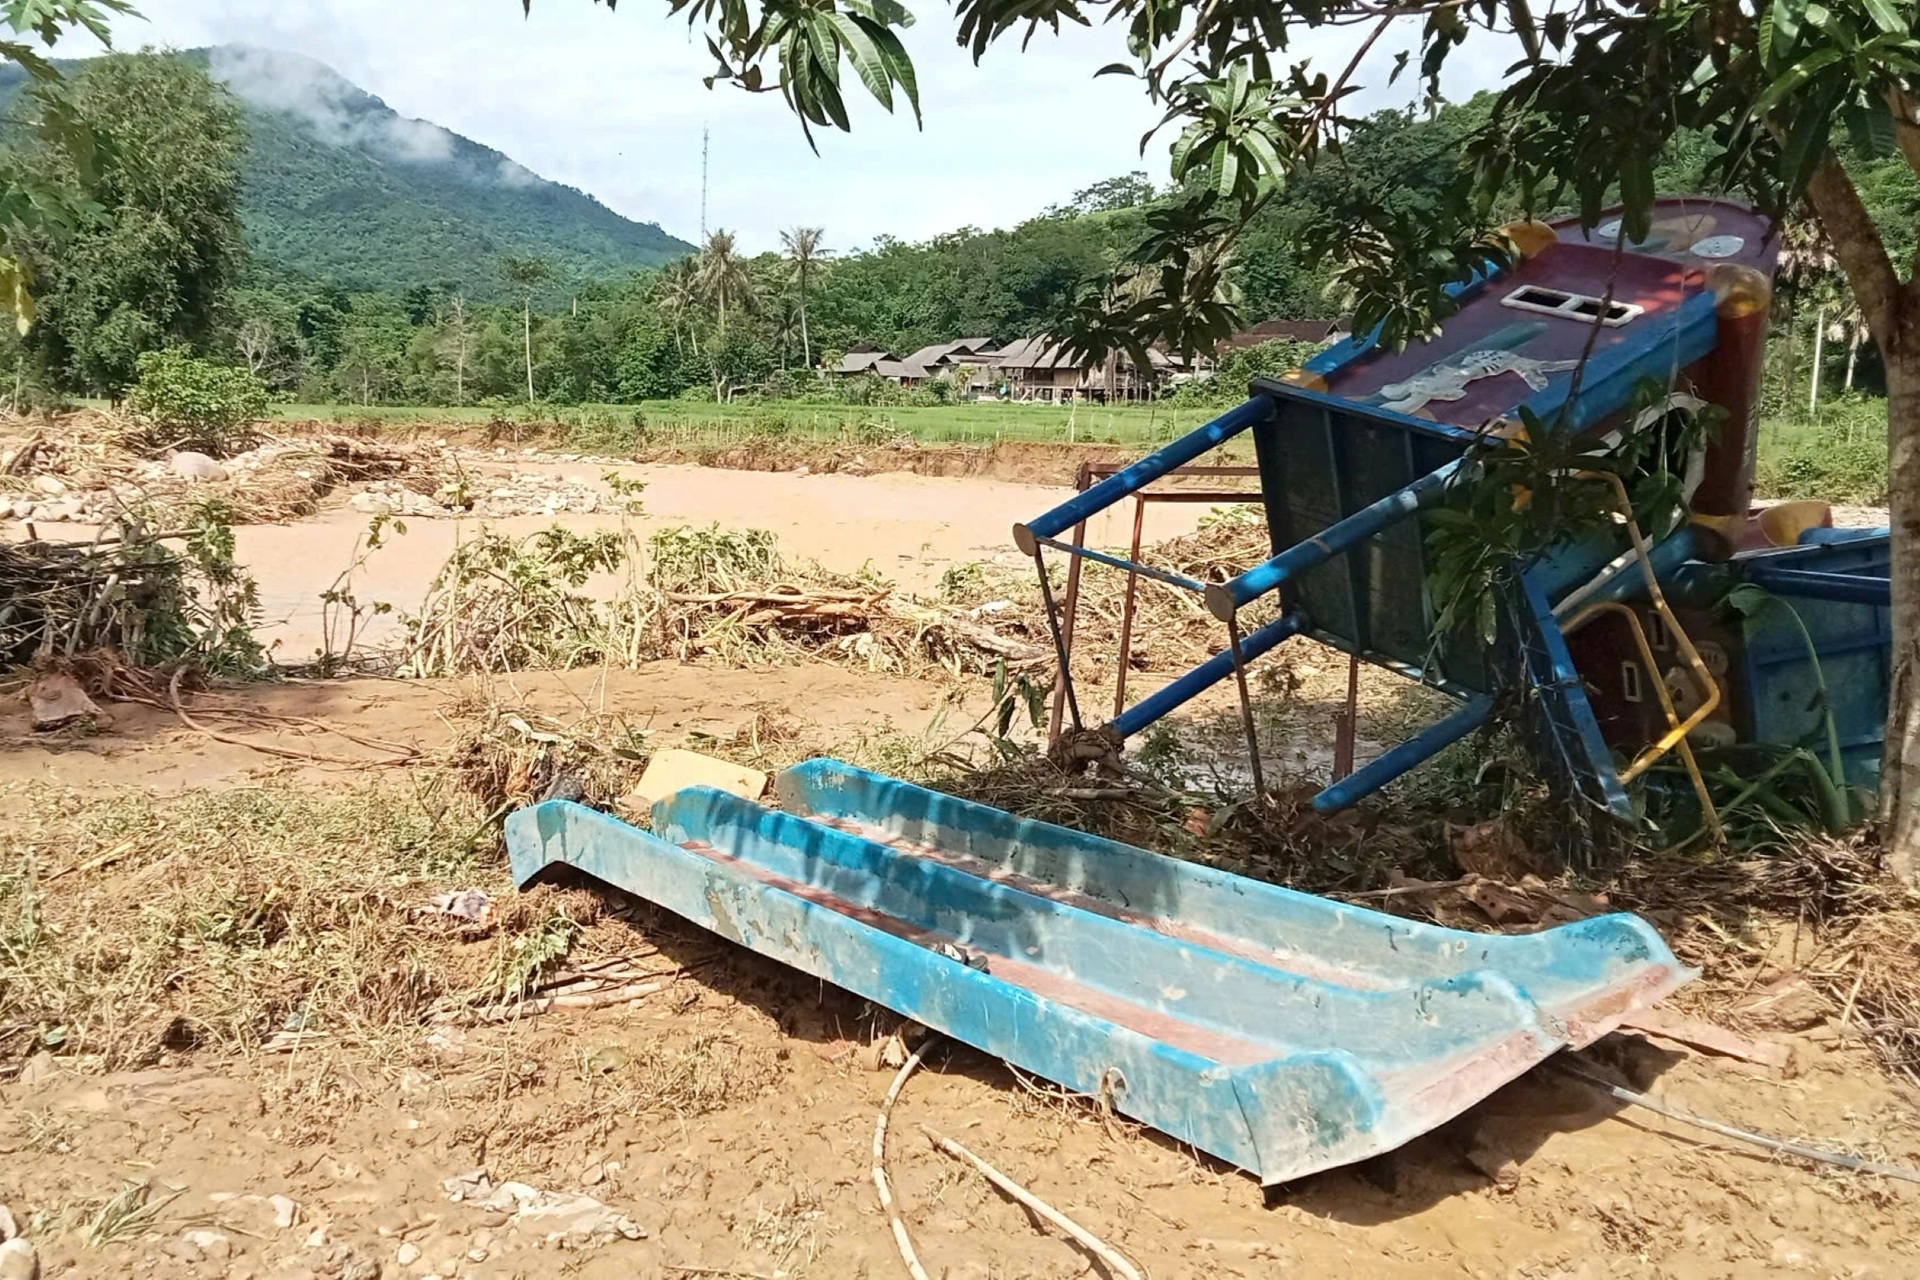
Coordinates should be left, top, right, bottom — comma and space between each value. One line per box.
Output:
394, 521, 1049, 679
0, 499, 268, 674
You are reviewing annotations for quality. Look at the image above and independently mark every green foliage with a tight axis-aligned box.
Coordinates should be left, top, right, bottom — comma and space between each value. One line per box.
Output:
647, 525, 782, 594
1425, 387, 1717, 648
1754, 402, 1891, 504
127, 348, 269, 447
9, 50, 247, 395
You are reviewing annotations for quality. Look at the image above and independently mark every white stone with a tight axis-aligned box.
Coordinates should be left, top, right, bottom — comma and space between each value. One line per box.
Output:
395, 1242, 421, 1267
348, 492, 394, 515
0, 1238, 37, 1280
270, 1195, 300, 1230
170, 451, 229, 482
29, 474, 64, 496
182, 1230, 232, 1260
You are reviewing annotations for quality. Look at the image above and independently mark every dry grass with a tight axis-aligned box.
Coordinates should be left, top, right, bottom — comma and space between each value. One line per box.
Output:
395, 523, 1048, 682
0, 774, 647, 1069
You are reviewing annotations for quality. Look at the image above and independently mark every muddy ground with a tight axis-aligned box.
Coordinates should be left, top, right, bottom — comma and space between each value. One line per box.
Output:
2, 432, 1915, 1279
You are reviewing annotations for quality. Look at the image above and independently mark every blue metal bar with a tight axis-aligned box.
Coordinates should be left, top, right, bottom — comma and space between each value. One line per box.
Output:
1110, 612, 1307, 738
1208, 462, 1461, 621
1798, 526, 1890, 546
1516, 291, 1719, 434
1303, 272, 1497, 380
1549, 528, 1699, 619
1312, 695, 1496, 813
1030, 535, 1208, 593
1743, 566, 1891, 607
1014, 396, 1272, 549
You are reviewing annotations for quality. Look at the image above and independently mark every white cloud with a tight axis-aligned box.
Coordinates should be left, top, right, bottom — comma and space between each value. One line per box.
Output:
494, 157, 539, 189
78, 1, 1504, 252
207, 44, 455, 163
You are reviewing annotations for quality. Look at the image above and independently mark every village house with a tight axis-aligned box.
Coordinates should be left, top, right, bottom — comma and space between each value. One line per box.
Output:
830, 325, 1336, 402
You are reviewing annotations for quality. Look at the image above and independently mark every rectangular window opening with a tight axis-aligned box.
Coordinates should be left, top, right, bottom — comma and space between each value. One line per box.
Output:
1502, 285, 1644, 327
1620, 661, 1644, 704
1646, 612, 1670, 651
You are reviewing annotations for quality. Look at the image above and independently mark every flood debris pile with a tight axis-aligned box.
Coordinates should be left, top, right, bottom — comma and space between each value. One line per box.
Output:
1, 414, 427, 527
936, 505, 1277, 683
394, 523, 1048, 679
345, 468, 607, 519
0, 518, 265, 673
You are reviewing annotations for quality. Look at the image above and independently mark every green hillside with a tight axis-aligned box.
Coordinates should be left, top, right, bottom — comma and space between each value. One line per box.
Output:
1, 46, 693, 300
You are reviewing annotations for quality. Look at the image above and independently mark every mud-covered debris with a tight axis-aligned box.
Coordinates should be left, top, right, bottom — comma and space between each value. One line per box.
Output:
27, 672, 107, 732
440, 1172, 644, 1247
424, 890, 493, 924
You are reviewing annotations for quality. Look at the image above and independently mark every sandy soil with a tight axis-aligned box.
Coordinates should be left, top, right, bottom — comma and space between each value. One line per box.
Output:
2, 663, 1916, 1280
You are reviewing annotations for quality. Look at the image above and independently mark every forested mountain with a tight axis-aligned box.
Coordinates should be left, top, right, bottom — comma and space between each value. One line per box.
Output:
0, 46, 692, 300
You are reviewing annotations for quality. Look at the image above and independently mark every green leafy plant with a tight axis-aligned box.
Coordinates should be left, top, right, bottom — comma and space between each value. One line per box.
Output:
1425, 387, 1718, 648
126, 348, 269, 452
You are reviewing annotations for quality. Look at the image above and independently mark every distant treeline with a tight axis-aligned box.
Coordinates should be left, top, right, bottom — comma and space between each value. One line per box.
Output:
0, 49, 1912, 410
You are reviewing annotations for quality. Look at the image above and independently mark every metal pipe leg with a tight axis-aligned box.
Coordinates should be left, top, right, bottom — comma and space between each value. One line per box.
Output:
1035, 548, 1084, 735
1227, 613, 1267, 798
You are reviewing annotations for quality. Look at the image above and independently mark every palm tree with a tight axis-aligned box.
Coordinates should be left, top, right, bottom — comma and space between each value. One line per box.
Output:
654, 259, 700, 357
499, 254, 553, 402
692, 230, 756, 340
779, 226, 827, 368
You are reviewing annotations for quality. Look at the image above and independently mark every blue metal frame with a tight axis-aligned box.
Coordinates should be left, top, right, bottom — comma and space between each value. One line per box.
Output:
1015, 395, 1273, 549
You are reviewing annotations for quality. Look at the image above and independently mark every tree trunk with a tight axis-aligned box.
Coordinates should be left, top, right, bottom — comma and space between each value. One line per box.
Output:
1845, 322, 1862, 392
800, 292, 811, 369
523, 300, 535, 403
1809, 306, 1827, 415
1881, 344, 1920, 884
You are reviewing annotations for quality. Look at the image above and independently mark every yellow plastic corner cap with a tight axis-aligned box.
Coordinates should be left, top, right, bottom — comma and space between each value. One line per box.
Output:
1706, 263, 1772, 319
1500, 219, 1559, 259
1280, 369, 1327, 393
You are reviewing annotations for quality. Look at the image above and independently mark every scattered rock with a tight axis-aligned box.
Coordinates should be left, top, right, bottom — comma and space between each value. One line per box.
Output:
331, 1245, 381, 1280
348, 491, 395, 515
0, 1238, 37, 1280
170, 451, 230, 482
394, 1242, 421, 1267
182, 1230, 232, 1260
0, 1203, 16, 1242
163, 1236, 205, 1265
17, 1051, 54, 1087
29, 474, 64, 496
270, 1195, 301, 1230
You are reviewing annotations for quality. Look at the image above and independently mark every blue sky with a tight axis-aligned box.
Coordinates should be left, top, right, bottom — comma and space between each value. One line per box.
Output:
69, 1, 1504, 256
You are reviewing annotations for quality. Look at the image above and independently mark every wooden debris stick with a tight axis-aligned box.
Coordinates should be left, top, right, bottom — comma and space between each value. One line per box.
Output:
873, 1038, 936, 1280
921, 1124, 1146, 1280
1614, 1009, 1793, 1070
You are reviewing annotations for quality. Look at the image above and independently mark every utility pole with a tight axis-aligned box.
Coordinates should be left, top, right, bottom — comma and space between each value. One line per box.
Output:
700, 124, 709, 242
